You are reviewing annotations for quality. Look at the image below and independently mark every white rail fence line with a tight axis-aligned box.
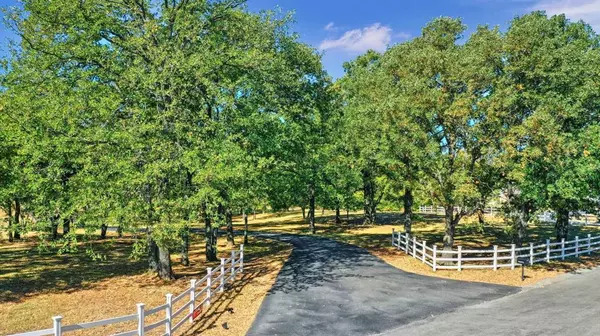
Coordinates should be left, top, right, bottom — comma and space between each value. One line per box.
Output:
417, 207, 599, 225
418, 206, 500, 216
10, 245, 245, 336
391, 230, 600, 271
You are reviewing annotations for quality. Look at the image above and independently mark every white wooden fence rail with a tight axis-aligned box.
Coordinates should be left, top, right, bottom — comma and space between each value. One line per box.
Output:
391, 229, 600, 271
417, 206, 599, 225
418, 206, 500, 216
9, 245, 245, 336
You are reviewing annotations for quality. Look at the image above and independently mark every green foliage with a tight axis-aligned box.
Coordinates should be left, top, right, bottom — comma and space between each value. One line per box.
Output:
0, 0, 335, 276
499, 12, 600, 238
1, 2, 599, 267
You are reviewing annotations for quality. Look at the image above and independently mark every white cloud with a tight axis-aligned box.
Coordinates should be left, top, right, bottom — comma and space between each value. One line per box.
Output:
319, 23, 404, 53
532, 0, 600, 30
324, 22, 336, 31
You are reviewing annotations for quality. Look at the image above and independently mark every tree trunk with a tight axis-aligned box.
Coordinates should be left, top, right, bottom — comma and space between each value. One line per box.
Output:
403, 187, 413, 233
180, 225, 190, 266
100, 223, 108, 239
503, 187, 532, 247
512, 204, 530, 247
7, 202, 13, 242
148, 235, 174, 280
443, 205, 456, 249
157, 245, 175, 280
148, 233, 159, 272
335, 206, 341, 224
226, 208, 235, 248
555, 208, 569, 240
63, 218, 71, 236
478, 210, 485, 225
362, 168, 376, 224
301, 207, 306, 219
205, 206, 218, 261
321, 208, 325, 215
309, 184, 316, 234
243, 210, 249, 245
13, 200, 20, 240
117, 224, 123, 238
51, 215, 59, 240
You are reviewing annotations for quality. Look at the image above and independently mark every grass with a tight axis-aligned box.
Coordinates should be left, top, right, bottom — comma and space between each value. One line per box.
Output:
2, 208, 599, 334
234, 209, 600, 287
0, 231, 292, 336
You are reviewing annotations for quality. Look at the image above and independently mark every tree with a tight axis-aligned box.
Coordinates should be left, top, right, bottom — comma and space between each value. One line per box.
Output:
339, 51, 391, 225
3, 0, 332, 278
500, 12, 600, 240
382, 18, 508, 249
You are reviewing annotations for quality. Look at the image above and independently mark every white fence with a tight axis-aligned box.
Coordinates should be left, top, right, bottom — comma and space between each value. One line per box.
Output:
537, 211, 599, 225
418, 206, 500, 216
417, 207, 599, 225
10, 245, 245, 336
392, 230, 600, 271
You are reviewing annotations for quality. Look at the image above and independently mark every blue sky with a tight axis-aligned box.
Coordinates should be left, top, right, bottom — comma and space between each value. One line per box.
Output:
1, 0, 599, 78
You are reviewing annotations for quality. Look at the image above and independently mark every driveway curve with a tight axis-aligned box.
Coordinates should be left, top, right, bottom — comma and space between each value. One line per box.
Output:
246, 234, 518, 336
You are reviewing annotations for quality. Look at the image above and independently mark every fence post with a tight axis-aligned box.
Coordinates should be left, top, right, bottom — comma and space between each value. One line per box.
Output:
188, 279, 196, 323
493, 245, 498, 271
52, 316, 62, 336
588, 234, 592, 255
529, 242, 534, 265
422, 241, 426, 263
165, 294, 173, 336
240, 244, 244, 273
206, 268, 212, 307
137, 303, 145, 336
575, 236, 579, 257
231, 251, 236, 281
392, 228, 395, 247
511, 244, 516, 270
405, 233, 410, 253
546, 239, 551, 262
219, 258, 225, 292
432, 245, 437, 272
561, 238, 565, 260
457, 246, 462, 271
412, 237, 417, 258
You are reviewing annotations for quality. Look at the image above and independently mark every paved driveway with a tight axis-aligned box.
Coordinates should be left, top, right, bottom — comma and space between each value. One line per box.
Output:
383, 267, 600, 336
247, 234, 518, 336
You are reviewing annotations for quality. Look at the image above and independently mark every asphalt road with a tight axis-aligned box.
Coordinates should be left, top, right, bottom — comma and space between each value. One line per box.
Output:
246, 234, 518, 336
383, 267, 600, 336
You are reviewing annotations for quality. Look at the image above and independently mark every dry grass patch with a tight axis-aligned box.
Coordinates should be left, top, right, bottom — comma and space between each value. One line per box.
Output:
0, 234, 292, 336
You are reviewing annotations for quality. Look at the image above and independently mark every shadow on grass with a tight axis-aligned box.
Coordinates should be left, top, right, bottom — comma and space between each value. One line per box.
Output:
0, 230, 292, 307
179, 237, 292, 335
0, 238, 147, 303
